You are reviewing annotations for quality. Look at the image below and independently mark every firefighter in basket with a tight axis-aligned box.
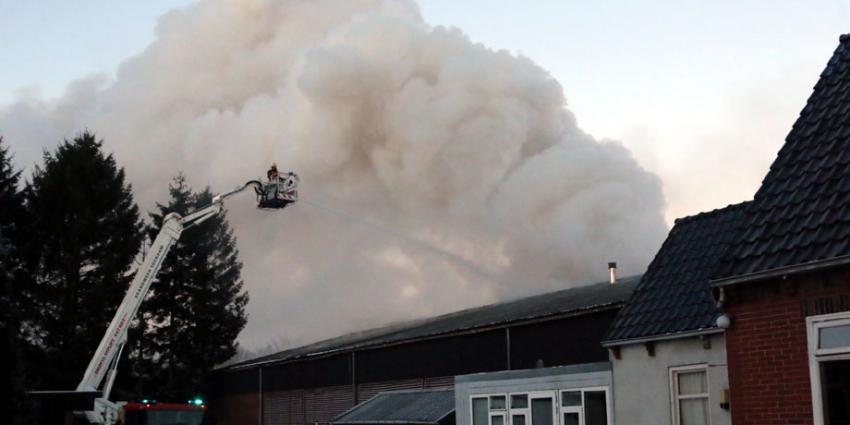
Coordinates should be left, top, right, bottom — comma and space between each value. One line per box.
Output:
257, 164, 299, 209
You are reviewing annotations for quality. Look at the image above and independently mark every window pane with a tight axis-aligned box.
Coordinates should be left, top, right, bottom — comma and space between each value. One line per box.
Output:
511, 394, 528, 409
820, 324, 850, 350
679, 398, 709, 425
678, 371, 707, 395
473, 398, 488, 425
512, 415, 526, 425
562, 413, 580, 425
492, 415, 505, 425
531, 398, 553, 425
561, 391, 582, 407
490, 396, 507, 410
584, 391, 608, 425
821, 360, 850, 425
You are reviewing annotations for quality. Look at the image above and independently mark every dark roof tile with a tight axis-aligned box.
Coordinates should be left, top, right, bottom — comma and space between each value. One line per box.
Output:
604, 202, 748, 343
717, 36, 850, 281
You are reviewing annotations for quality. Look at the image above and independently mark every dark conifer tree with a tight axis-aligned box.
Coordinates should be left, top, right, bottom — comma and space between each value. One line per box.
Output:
136, 174, 248, 400
27, 132, 143, 389
0, 137, 26, 240
0, 137, 32, 424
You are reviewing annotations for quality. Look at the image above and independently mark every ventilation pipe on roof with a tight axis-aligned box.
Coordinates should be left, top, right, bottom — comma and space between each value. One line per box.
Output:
608, 262, 617, 285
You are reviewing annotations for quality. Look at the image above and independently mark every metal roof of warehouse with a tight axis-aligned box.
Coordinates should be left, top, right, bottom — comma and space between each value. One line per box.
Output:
226, 276, 640, 369
716, 34, 850, 284
604, 203, 748, 345
331, 389, 454, 425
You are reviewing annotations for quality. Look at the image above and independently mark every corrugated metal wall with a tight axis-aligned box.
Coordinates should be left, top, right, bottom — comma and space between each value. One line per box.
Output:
263, 389, 305, 425
356, 378, 421, 401
261, 377, 454, 425
304, 385, 355, 425
264, 386, 353, 425
356, 375, 455, 402
355, 330, 507, 383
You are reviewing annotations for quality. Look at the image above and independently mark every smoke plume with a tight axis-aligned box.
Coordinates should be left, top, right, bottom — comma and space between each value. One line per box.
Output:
1, 0, 667, 349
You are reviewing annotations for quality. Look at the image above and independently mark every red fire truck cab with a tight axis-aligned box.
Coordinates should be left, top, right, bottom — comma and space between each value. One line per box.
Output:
120, 401, 207, 425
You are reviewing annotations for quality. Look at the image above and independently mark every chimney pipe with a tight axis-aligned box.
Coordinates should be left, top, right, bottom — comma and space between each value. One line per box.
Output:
608, 262, 617, 285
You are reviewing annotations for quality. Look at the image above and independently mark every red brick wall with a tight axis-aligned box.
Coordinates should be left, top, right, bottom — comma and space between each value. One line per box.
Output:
725, 270, 850, 425
210, 392, 259, 425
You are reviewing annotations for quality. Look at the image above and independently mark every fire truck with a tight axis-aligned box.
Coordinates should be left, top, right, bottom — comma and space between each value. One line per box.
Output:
119, 400, 207, 425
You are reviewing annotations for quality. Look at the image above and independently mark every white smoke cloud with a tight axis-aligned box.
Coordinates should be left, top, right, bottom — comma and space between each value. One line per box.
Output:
0, 0, 667, 349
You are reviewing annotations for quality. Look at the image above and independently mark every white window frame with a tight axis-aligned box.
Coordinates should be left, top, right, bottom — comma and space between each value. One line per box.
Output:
807, 311, 850, 425
469, 386, 611, 425
489, 394, 508, 425
669, 364, 711, 425
558, 386, 612, 425
559, 388, 584, 425
508, 393, 530, 425
470, 394, 509, 425
490, 412, 507, 425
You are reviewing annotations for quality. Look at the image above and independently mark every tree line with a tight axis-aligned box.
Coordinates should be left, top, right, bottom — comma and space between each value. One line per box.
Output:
0, 132, 248, 424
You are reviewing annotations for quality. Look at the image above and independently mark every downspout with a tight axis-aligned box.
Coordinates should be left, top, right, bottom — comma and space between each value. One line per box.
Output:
258, 367, 263, 425
352, 351, 358, 404
714, 287, 731, 329
505, 328, 511, 370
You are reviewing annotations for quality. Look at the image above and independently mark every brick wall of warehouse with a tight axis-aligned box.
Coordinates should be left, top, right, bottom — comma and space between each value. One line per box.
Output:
209, 367, 260, 425
724, 269, 850, 425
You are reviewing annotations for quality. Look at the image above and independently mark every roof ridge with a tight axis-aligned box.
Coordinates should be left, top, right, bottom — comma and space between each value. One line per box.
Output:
673, 200, 751, 225
353, 275, 642, 330
716, 33, 850, 282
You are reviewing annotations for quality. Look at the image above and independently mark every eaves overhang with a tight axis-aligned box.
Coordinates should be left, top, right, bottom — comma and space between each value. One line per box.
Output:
601, 327, 723, 348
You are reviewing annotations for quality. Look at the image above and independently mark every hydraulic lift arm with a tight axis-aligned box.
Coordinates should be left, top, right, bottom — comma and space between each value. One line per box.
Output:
75, 179, 284, 424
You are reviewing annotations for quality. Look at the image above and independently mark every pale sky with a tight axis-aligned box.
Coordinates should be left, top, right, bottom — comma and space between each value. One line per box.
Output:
1, 0, 849, 224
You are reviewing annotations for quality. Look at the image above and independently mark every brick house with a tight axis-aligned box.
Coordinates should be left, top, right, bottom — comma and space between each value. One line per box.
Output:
712, 34, 850, 425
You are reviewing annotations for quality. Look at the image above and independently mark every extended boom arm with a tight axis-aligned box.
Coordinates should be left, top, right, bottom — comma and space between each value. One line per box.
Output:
77, 180, 267, 424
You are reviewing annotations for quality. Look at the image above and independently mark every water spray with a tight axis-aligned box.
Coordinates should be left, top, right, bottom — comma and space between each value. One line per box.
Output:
298, 198, 509, 287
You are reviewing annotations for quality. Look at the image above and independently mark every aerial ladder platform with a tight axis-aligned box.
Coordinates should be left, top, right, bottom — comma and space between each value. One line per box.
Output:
30, 169, 298, 425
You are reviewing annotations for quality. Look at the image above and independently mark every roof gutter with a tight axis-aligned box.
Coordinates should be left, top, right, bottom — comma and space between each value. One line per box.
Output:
601, 328, 723, 348
712, 254, 850, 287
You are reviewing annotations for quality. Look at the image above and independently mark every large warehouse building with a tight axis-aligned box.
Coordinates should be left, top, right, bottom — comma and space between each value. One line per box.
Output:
208, 275, 639, 425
